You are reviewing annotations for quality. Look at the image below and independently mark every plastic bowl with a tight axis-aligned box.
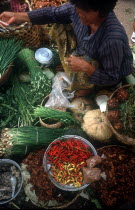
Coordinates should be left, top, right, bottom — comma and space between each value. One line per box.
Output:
0, 159, 23, 205
43, 135, 97, 191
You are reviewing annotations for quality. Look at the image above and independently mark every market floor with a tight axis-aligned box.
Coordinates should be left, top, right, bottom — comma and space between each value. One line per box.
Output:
114, 0, 135, 44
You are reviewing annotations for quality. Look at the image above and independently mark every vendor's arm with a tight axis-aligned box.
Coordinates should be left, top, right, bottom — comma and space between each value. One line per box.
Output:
27, 3, 74, 25
66, 55, 96, 75
90, 39, 133, 86
0, 3, 74, 25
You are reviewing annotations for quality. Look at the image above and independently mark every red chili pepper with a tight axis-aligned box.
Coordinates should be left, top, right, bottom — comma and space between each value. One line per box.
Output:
46, 138, 93, 170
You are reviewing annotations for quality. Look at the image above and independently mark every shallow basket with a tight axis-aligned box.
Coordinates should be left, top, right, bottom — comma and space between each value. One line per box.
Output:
0, 64, 13, 86
28, 190, 82, 209
39, 95, 66, 129
106, 84, 135, 146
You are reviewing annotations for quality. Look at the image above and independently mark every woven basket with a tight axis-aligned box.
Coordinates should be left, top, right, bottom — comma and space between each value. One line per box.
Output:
106, 84, 135, 146
0, 64, 13, 86
30, 190, 82, 209
0, 23, 49, 48
30, 0, 67, 10
39, 95, 65, 129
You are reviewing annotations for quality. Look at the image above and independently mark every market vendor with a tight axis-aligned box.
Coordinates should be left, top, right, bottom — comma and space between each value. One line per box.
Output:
0, 0, 133, 95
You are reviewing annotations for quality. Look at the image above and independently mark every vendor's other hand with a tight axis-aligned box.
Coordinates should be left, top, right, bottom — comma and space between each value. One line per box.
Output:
66, 55, 95, 76
0, 12, 30, 25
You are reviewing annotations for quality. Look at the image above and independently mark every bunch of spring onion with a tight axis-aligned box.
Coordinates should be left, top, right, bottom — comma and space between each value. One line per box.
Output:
0, 38, 23, 78
0, 126, 67, 157
33, 106, 80, 126
17, 48, 52, 101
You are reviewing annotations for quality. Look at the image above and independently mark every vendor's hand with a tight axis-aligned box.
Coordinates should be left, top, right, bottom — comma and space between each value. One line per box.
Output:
0, 11, 30, 25
66, 55, 96, 76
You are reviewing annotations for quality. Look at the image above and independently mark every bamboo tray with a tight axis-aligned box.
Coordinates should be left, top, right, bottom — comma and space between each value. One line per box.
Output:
106, 84, 135, 146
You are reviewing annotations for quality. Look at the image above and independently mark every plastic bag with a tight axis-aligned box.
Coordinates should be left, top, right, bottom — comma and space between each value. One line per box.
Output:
45, 72, 75, 109
83, 167, 102, 184
86, 155, 102, 168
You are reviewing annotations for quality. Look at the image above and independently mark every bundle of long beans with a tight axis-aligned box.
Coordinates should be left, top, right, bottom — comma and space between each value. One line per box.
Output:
33, 106, 80, 126
0, 38, 23, 78
17, 48, 52, 101
0, 86, 18, 128
0, 126, 67, 157
12, 75, 35, 126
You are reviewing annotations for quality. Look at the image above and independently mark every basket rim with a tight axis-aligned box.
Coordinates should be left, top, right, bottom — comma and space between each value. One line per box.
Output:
28, 188, 82, 209
39, 95, 62, 129
106, 84, 135, 145
97, 144, 127, 152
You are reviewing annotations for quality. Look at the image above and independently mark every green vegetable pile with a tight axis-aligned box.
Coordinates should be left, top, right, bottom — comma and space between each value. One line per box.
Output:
0, 38, 23, 77
0, 38, 83, 157
119, 86, 135, 137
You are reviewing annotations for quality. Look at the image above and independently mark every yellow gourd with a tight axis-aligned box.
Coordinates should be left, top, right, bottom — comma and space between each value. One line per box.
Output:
82, 109, 113, 141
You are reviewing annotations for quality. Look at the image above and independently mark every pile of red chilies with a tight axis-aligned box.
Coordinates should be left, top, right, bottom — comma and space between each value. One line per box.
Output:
46, 138, 93, 170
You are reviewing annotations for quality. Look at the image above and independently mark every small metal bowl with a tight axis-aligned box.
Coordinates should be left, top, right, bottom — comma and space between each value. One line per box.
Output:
0, 159, 23, 205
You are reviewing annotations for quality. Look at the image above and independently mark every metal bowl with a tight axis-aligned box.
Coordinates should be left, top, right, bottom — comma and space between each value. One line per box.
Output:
35, 48, 53, 66
0, 159, 23, 205
43, 135, 97, 191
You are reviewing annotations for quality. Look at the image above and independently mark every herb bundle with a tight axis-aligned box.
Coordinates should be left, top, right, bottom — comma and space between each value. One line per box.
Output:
119, 86, 135, 136
12, 75, 35, 126
0, 38, 22, 78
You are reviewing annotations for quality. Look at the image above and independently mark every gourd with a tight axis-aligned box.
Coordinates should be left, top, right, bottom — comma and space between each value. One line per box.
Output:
69, 97, 94, 122
82, 109, 113, 141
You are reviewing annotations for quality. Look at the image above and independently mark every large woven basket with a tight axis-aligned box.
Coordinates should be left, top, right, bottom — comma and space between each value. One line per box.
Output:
0, 23, 50, 48
106, 84, 135, 146
30, 190, 82, 209
0, 64, 13, 86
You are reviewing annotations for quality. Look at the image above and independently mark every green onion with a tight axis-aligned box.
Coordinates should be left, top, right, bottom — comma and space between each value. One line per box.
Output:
0, 38, 23, 76
33, 106, 80, 126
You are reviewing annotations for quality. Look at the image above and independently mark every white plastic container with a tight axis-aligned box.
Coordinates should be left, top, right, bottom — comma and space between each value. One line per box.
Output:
96, 95, 109, 112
